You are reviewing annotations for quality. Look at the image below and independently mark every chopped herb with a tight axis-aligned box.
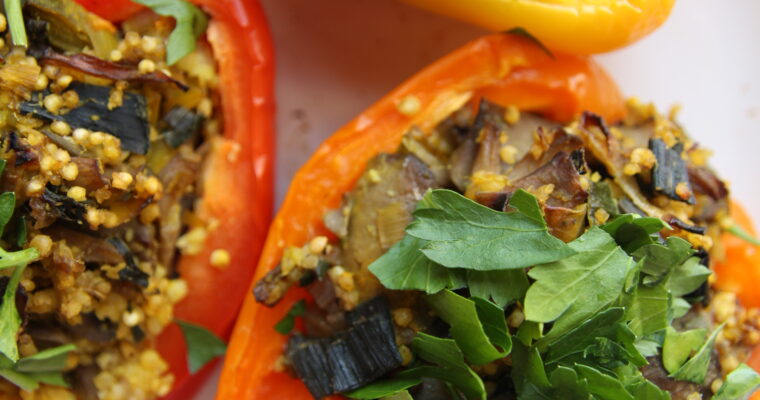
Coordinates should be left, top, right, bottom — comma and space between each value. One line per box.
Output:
15, 216, 26, 247
176, 319, 226, 373
132, 0, 208, 65
466, 269, 528, 308
425, 290, 511, 365
632, 236, 694, 285
3, 0, 27, 47
671, 323, 724, 383
0, 192, 15, 237
726, 223, 760, 246
623, 283, 669, 338
369, 235, 464, 294
713, 363, 760, 400
601, 213, 671, 254
407, 189, 575, 271
588, 180, 618, 226
405, 333, 485, 400
15, 344, 76, 373
0, 263, 32, 364
667, 256, 711, 298
346, 377, 421, 399
274, 299, 305, 335
524, 227, 632, 341
0, 159, 5, 176
662, 327, 706, 374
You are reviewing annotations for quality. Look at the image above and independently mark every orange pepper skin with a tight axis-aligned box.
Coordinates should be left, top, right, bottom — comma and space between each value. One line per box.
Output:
401, 0, 676, 55
74, 0, 275, 398
216, 33, 623, 399
713, 202, 760, 308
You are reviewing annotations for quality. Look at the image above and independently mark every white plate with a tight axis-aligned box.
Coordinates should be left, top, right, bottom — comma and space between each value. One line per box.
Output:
195, 0, 760, 398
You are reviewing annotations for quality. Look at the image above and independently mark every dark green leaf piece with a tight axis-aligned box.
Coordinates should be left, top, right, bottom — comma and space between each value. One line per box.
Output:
667, 256, 711, 298
16, 216, 27, 247
407, 189, 575, 271
575, 364, 634, 400
132, 0, 209, 65
176, 319, 226, 373
713, 363, 760, 400
346, 376, 421, 399
426, 290, 510, 365
274, 299, 306, 335
0, 192, 15, 237
0, 264, 29, 363
633, 236, 694, 285
409, 333, 485, 400
601, 214, 671, 254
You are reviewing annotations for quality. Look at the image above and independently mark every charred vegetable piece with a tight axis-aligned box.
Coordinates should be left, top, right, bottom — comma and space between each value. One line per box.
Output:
19, 82, 150, 154
41, 49, 188, 90
107, 237, 149, 288
649, 138, 695, 204
666, 216, 706, 235
40, 186, 87, 225
24, 0, 118, 59
162, 106, 203, 148
8, 132, 37, 166
286, 297, 402, 398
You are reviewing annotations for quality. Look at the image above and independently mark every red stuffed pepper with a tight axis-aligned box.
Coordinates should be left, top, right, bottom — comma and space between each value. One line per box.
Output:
0, 0, 273, 398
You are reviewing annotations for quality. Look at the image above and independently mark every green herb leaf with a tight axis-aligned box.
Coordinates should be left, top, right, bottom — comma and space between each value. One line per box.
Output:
407, 189, 575, 271
633, 338, 660, 358
426, 290, 511, 365
667, 257, 711, 297
0, 264, 28, 363
575, 364, 635, 400
713, 363, 760, 400
176, 319, 226, 373
662, 327, 706, 375
632, 236, 694, 285
601, 214, 671, 254
547, 366, 590, 400
0, 368, 39, 391
0, 159, 6, 176
407, 333, 485, 400
0, 192, 16, 237
627, 379, 670, 400
624, 283, 669, 338
726, 223, 760, 246
15, 344, 76, 373
346, 376, 421, 399
16, 216, 26, 247
466, 269, 528, 308
511, 340, 550, 393
3, 0, 27, 47
274, 300, 306, 335
369, 235, 464, 293
132, 0, 208, 65
524, 227, 632, 341
671, 323, 724, 383
543, 308, 624, 363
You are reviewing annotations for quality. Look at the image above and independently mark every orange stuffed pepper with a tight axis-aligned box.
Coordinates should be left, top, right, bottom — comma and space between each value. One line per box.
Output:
218, 32, 760, 400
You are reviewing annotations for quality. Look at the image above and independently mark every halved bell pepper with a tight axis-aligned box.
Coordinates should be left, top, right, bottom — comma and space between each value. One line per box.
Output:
401, 0, 676, 54
713, 202, 760, 308
215, 33, 624, 399
74, 0, 275, 398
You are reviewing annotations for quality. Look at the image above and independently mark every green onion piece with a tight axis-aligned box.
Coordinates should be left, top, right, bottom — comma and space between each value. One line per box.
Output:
3, 0, 27, 47
727, 223, 760, 246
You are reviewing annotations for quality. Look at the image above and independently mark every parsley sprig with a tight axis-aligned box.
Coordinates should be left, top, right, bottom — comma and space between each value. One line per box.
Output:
360, 189, 759, 399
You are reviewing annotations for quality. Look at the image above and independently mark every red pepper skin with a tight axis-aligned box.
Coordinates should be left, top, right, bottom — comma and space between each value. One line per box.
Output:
74, 0, 275, 398
75, 0, 143, 21
216, 33, 623, 399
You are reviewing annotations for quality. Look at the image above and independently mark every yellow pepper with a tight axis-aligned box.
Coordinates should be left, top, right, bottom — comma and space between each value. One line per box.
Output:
400, 0, 676, 54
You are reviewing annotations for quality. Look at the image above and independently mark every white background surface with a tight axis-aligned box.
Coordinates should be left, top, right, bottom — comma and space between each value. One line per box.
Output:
196, 0, 760, 398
